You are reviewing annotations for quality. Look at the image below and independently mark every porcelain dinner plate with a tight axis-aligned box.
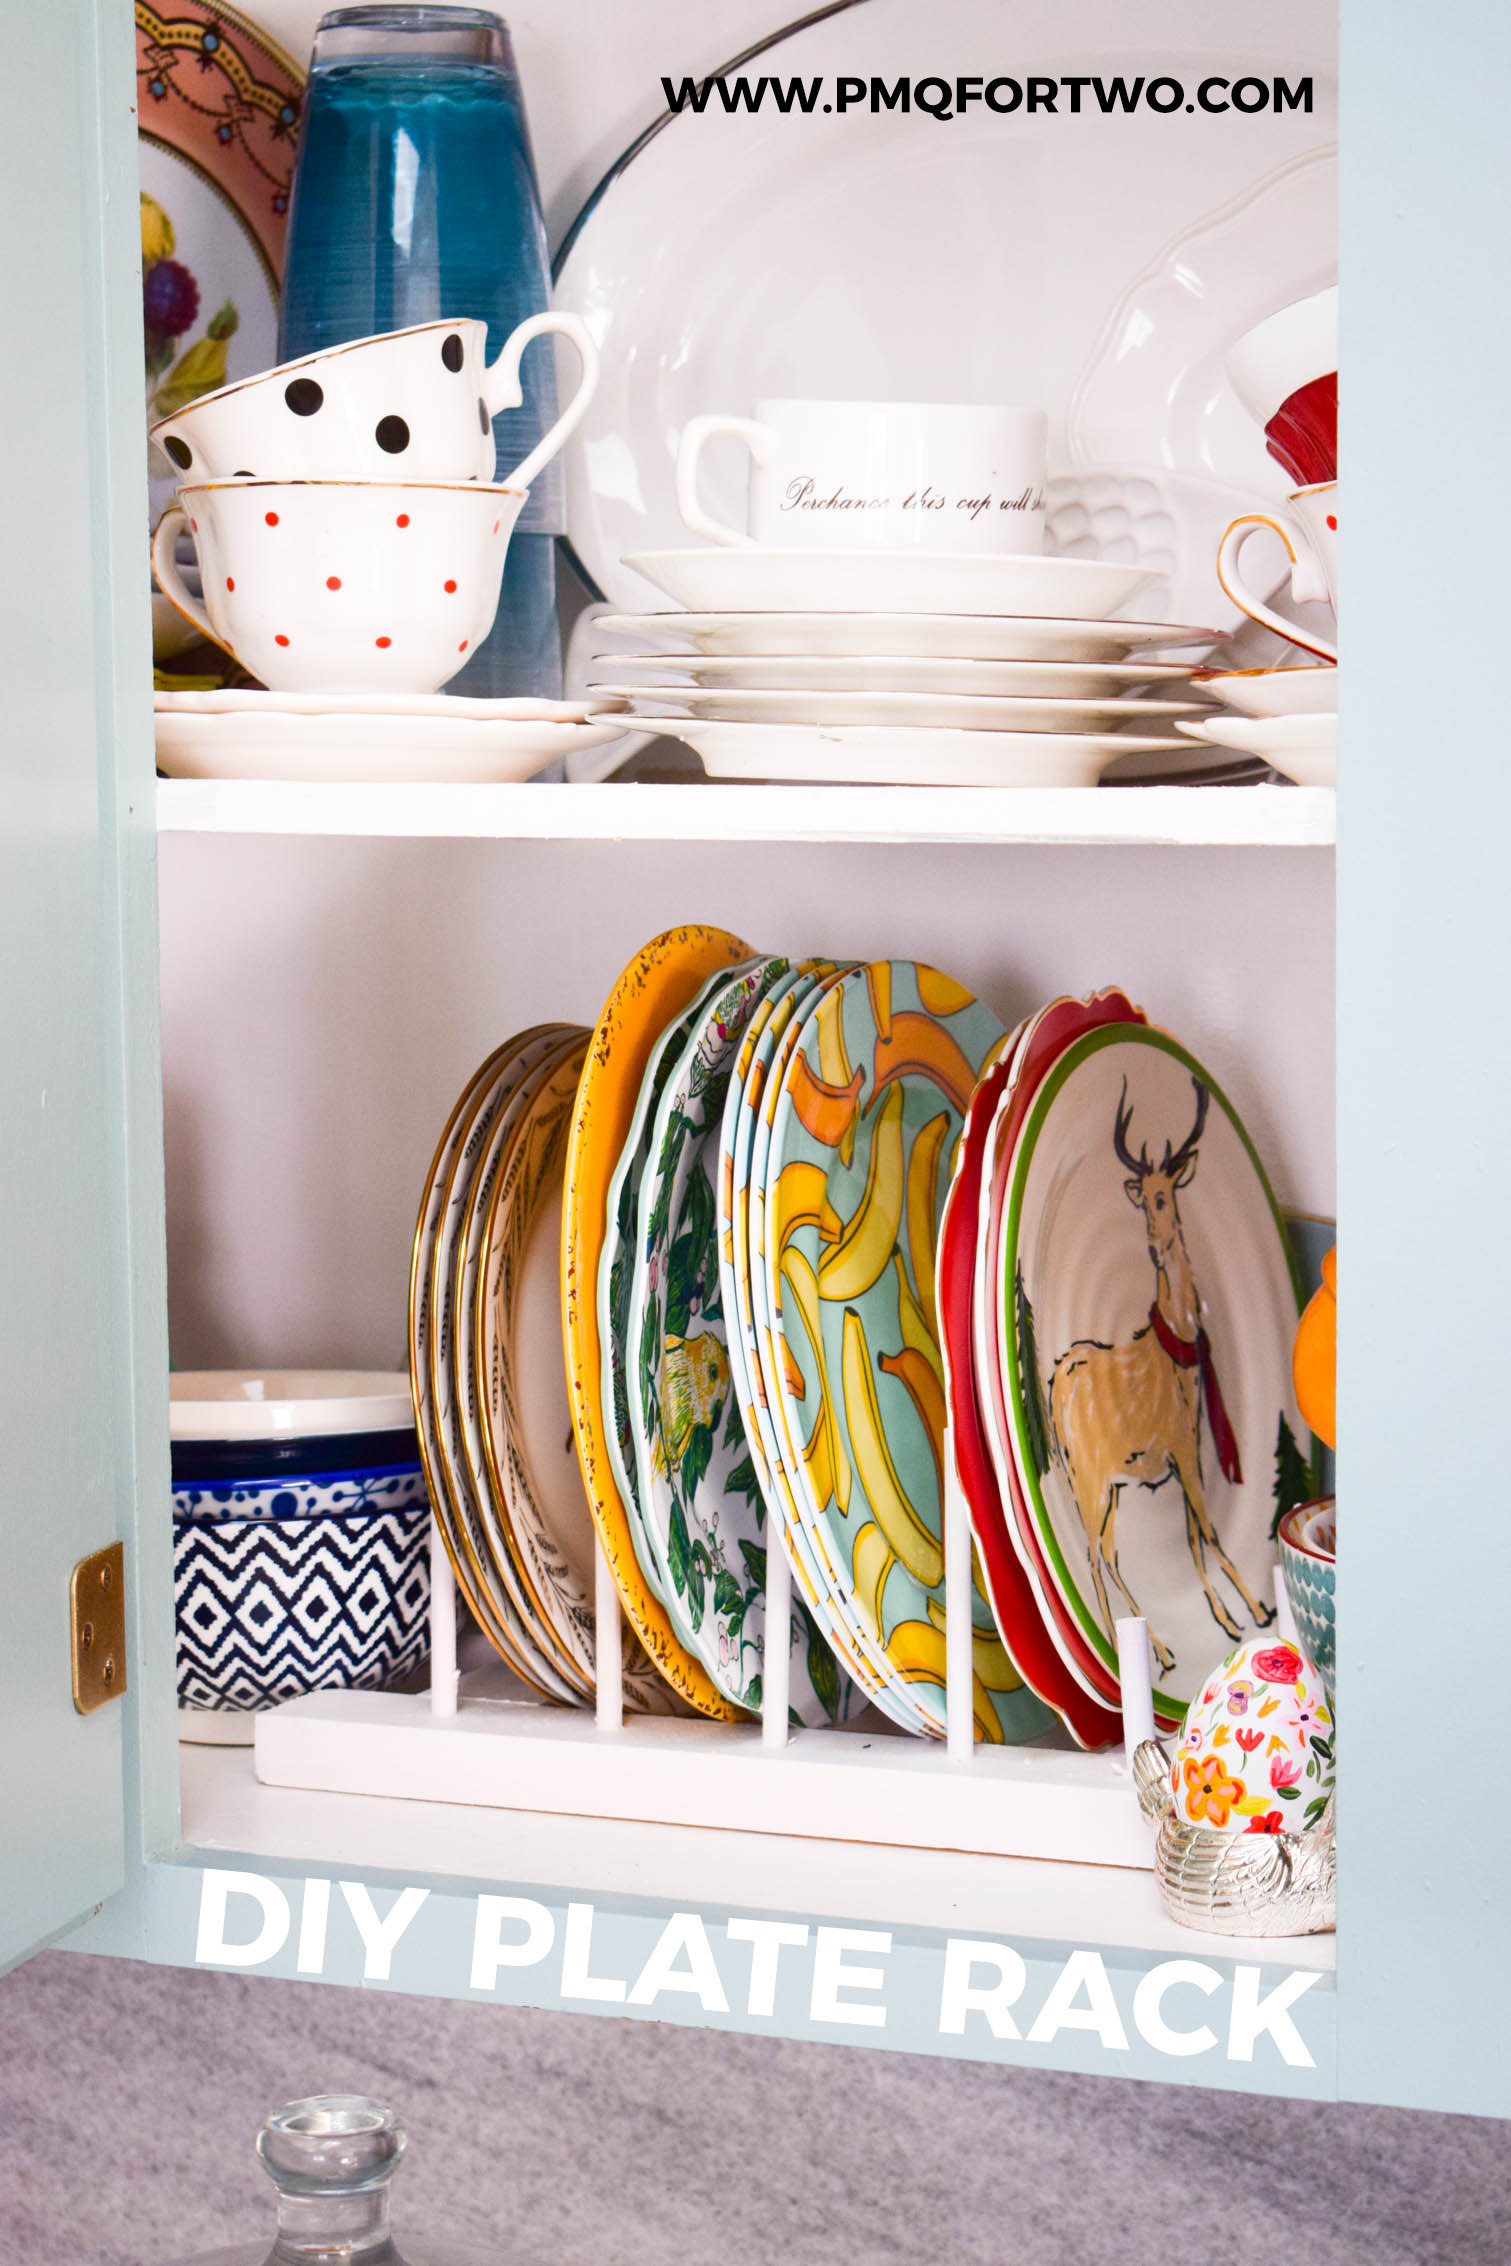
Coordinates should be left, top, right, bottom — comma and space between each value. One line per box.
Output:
593, 653, 1207, 699
622, 550, 1157, 623
998, 1022, 1306, 1719
598, 684, 1200, 734
563, 925, 754, 1718
764, 962, 1051, 1744
154, 707, 628, 784
593, 613, 1221, 663
632, 720, 1186, 787
554, 0, 1333, 605
1069, 147, 1337, 499
157, 689, 623, 722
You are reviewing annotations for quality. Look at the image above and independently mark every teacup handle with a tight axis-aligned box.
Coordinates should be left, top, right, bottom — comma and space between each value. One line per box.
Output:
484, 312, 600, 493
676, 414, 772, 548
151, 506, 228, 653
1216, 512, 1338, 664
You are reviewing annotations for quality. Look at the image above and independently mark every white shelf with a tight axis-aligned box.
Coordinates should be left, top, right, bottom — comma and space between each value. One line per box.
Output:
180, 1741, 1336, 1973
155, 778, 1336, 847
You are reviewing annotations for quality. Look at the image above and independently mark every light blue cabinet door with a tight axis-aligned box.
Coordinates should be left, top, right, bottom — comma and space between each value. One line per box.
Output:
0, 0, 162, 1964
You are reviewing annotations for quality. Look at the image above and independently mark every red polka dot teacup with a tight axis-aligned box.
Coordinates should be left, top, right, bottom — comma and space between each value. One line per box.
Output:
153, 479, 525, 693
149, 315, 597, 491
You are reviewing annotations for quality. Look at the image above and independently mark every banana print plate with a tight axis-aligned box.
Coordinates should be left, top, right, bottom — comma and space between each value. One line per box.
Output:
632, 959, 861, 1724
747, 972, 918, 1725
1000, 1022, 1306, 1719
766, 962, 1052, 1744
716, 967, 892, 1719
562, 925, 754, 1718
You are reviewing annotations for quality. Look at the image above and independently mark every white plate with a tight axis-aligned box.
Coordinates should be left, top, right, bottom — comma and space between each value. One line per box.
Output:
1069, 147, 1337, 493
598, 683, 1201, 734
1178, 712, 1336, 787
622, 550, 1156, 620
593, 652, 1206, 697
154, 709, 628, 784
593, 611, 1220, 662
170, 1370, 413, 1440
632, 719, 1184, 787
1198, 665, 1339, 718
155, 689, 624, 723
554, 0, 1335, 604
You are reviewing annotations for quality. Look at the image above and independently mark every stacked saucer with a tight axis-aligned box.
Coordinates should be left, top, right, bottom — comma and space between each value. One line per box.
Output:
589, 549, 1218, 788
1179, 662, 1338, 788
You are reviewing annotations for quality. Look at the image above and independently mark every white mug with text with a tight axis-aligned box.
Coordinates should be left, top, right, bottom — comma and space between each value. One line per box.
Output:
676, 398, 1048, 555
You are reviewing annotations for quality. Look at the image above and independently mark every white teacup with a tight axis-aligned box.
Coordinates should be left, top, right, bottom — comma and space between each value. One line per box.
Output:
1216, 482, 1338, 663
152, 479, 524, 694
1228, 288, 1337, 428
149, 314, 597, 490
676, 397, 1048, 555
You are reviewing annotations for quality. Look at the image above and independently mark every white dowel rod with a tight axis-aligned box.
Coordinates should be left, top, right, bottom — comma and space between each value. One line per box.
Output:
1115, 1616, 1155, 1755
594, 1535, 624, 1731
1273, 1563, 1301, 1649
427, 1514, 459, 1720
762, 1528, 792, 1750
944, 1440, 973, 1764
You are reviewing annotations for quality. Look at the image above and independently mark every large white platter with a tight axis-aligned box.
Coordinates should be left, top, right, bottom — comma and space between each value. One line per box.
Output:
554, 0, 1336, 607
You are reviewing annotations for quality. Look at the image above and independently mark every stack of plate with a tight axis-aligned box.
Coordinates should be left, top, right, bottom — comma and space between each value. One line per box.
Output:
940, 991, 1313, 1739
408, 1023, 680, 1712
1177, 663, 1338, 788
588, 544, 1222, 788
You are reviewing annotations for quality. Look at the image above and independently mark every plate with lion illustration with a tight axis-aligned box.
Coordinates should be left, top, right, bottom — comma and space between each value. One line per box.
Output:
998, 1022, 1310, 1718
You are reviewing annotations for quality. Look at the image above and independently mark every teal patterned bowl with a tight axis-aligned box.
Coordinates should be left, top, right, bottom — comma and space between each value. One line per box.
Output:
1279, 1497, 1336, 1695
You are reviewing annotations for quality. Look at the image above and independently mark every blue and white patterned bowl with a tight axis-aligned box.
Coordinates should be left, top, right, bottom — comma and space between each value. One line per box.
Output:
174, 1461, 432, 1721
1279, 1496, 1336, 1697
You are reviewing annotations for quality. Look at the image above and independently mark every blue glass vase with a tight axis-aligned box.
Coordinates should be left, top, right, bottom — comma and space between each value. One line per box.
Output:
279, 5, 561, 696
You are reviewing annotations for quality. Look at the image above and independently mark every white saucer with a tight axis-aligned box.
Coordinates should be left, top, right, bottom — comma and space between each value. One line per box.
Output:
155, 708, 629, 784
622, 549, 1157, 621
1177, 712, 1336, 788
592, 652, 1207, 699
1196, 665, 1339, 719
597, 684, 1202, 735
594, 611, 1219, 663
155, 689, 622, 723
632, 718, 1185, 788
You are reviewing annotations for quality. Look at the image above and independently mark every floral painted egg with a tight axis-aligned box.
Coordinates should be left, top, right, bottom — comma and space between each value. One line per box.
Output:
1171, 1637, 1334, 1837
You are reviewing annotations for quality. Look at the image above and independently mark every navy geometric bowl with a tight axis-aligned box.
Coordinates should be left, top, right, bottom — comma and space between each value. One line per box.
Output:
173, 1464, 431, 1712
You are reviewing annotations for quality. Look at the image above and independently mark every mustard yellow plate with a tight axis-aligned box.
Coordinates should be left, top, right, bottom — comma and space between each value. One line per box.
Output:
562, 925, 753, 1715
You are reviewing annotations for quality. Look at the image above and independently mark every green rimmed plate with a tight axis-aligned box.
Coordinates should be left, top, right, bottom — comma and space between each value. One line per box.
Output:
999, 1021, 1304, 1716
629, 956, 861, 1724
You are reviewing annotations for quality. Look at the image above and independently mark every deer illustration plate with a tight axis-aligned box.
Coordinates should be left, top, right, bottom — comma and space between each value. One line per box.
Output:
999, 1023, 1307, 1718
628, 956, 862, 1725
765, 961, 1054, 1745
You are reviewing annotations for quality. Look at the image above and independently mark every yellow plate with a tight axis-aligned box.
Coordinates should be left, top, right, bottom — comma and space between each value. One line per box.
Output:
562, 925, 753, 1715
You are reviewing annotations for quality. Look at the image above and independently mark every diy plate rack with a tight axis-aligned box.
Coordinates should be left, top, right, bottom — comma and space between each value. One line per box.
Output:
256, 1460, 1232, 1872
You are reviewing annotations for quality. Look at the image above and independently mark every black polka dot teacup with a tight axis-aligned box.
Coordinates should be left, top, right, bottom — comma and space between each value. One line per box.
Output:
149, 314, 597, 490
152, 479, 524, 694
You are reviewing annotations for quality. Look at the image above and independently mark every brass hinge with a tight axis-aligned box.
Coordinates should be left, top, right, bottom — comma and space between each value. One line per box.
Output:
71, 1542, 127, 1714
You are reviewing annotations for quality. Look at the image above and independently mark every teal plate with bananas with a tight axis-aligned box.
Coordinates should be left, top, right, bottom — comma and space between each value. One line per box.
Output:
765, 961, 1055, 1745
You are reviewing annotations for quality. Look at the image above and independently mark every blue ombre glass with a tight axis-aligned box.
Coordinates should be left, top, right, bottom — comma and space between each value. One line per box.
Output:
279, 6, 562, 695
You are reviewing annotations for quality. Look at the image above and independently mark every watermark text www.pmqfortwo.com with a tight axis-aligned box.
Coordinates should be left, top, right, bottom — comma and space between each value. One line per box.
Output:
661, 73, 1313, 120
